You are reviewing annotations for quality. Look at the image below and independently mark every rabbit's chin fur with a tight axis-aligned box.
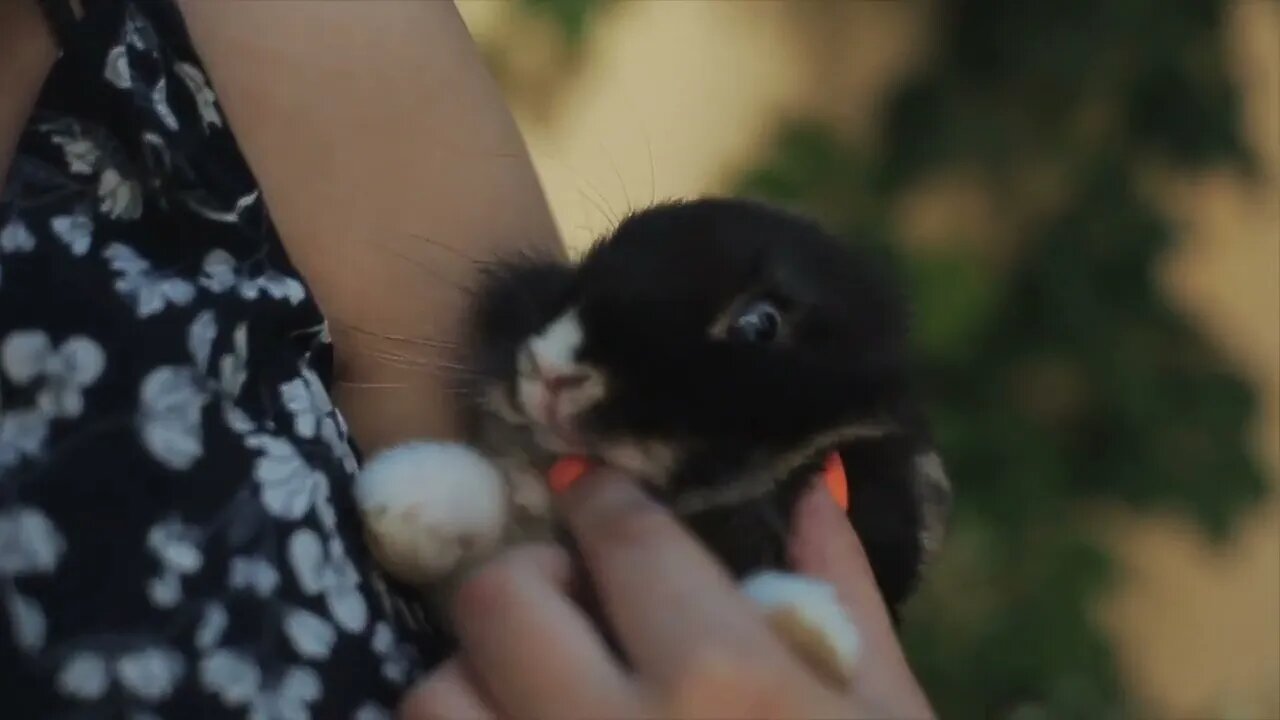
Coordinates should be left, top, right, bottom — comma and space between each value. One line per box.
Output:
354, 197, 952, 689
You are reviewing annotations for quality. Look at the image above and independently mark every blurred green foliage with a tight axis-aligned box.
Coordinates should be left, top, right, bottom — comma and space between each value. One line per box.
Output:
518, 0, 605, 47
520, 0, 1268, 717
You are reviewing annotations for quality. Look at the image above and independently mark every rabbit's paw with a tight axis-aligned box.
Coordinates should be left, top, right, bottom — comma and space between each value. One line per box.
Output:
740, 570, 860, 688
355, 441, 509, 587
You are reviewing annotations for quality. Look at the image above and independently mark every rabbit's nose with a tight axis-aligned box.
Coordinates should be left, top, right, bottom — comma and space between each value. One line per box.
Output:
518, 344, 591, 392
543, 370, 591, 393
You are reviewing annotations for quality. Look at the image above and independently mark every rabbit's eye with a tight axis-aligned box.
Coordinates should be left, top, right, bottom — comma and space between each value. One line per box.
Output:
728, 300, 782, 343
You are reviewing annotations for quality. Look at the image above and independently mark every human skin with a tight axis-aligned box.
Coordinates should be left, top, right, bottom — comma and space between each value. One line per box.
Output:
173, 0, 565, 456
401, 474, 937, 720
0, 1, 59, 198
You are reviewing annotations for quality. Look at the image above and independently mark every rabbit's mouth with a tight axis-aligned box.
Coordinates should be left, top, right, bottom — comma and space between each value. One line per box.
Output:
528, 405, 589, 454
506, 308, 608, 453
485, 374, 680, 484
476, 372, 596, 453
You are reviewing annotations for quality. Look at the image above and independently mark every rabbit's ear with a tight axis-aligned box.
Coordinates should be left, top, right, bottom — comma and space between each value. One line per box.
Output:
835, 436, 951, 622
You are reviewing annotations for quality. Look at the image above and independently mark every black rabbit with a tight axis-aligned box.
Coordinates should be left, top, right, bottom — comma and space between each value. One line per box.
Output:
356, 197, 951, 685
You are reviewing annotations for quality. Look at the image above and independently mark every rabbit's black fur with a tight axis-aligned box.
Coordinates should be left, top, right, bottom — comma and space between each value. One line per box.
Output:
465, 197, 950, 620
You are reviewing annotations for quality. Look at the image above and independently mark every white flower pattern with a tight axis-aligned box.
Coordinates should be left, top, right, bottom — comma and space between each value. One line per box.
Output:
97, 167, 144, 220
199, 648, 261, 707
280, 377, 323, 439
104, 44, 132, 89
198, 248, 306, 307
1, 330, 106, 418
0, 506, 66, 575
0, 407, 50, 469
104, 243, 197, 318
5, 590, 48, 652
144, 517, 204, 609
187, 310, 217, 374
228, 555, 281, 598
370, 621, 414, 685
194, 602, 229, 650
1, 219, 38, 253
137, 365, 207, 470
247, 434, 328, 521
284, 607, 338, 661
199, 249, 238, 293
58, 652, 112, 701
354, 702, 393, 720
185, 188, 260, 224
249, 665, 323, 720
2, 1, 420, 715
219, 322, 249, 399
116, 646, 186, 702
147, 517, 204, 574
237, 271, 307, 305
175, 62, 223, 130
49, 134, 101, 175
281, 367, 360, 474
50, 213, 93, 256
0, 330, 105, 470
288, 528, 369, 635
151, 76, 181, 132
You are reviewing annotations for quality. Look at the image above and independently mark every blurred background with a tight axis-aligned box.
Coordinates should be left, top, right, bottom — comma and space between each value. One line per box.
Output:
457, 1, 1279, 718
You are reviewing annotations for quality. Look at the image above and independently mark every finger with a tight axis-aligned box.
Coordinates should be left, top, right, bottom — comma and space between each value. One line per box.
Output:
788, 478, 898, 645
558, 470, 795, 689
449, 543, 642, 718
399, 658, 497, 720
788, 479, 934, 715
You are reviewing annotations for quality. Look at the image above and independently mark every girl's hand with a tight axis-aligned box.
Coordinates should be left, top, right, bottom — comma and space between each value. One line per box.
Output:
399, 470, 936, 719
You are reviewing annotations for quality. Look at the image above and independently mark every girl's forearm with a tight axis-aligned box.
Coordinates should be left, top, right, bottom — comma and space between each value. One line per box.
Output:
177, 0, 564, 452
0, 1, 57, 196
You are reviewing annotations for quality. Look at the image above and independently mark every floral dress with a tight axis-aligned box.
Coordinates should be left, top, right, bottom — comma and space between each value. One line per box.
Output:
1, 1, 428, 717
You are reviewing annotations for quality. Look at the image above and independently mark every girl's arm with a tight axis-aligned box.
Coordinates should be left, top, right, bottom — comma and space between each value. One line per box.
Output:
176, 0, 564, 453
0, 1, 57, 196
